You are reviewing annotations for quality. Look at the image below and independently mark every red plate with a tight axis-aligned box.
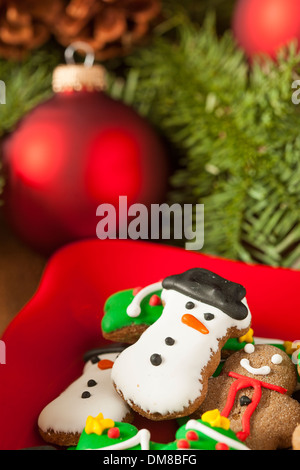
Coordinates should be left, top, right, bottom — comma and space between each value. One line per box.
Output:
0, 239, 299, 450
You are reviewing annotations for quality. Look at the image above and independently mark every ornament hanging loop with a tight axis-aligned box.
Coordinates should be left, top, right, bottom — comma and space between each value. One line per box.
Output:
52, 42, 106, 93
65, 42, 95, 68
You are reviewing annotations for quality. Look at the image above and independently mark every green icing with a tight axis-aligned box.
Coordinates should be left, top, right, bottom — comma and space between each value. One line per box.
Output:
101, 288, 163, 333
76, 422, 139, 450
74, 421, 164, 450
72, 419, 244, 451
162, 419, 244, 450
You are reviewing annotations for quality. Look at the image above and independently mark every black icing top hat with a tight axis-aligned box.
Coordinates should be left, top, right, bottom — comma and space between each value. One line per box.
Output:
162, 268, 248, 320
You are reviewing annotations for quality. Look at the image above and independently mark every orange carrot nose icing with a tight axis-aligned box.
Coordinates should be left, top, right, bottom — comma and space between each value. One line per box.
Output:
98, 359, 114, 370
181, 314, 209, 335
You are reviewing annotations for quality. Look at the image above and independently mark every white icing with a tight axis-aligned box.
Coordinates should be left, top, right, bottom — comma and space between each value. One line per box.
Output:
86, 429, 151, 451
38, 353, 131, 435
244, 344, 255, 354
185, 420, 250, 451
271, 354, 283, 365
112, 289, 251, 416
240, 358, 270, 376
254, 337, 284, 345
126, 281, 163, 318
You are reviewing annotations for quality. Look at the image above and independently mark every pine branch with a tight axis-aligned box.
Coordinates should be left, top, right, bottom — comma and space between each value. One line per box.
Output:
113, 16, 300, 268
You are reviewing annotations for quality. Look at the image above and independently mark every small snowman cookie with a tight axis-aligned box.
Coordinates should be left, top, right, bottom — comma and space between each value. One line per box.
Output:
194, 344, 300, 450
38, 346, 133, 447
111, 268, 252, 421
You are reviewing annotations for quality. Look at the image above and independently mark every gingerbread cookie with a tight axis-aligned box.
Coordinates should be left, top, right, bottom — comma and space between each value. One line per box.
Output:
293, 424, 300, 450
102, 283, 253, 356
162, 410, 249, 450
72, 410, 249, 451
111, 268, 252, 421
101, 283, 163, 344
193, 344, 300, 450
72, 416, 161, 450
38, 345, 133, 447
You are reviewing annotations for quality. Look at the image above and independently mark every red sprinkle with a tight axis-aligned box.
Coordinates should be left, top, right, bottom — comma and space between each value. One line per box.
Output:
186, 431, 199, 441
107, 427, 120, 439
149, 295, 162, 306
215, 442, 229, 450
133, 287, 143, 296
177, 439, 190, 449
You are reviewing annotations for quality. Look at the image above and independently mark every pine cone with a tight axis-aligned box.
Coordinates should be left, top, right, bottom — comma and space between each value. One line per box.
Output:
0, 0, 162, 60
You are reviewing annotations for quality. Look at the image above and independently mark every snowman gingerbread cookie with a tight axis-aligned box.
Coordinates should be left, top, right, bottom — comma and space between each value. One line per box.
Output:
38, 345, 133, 447
111, 268, 252, 421
193, 344, 300, 450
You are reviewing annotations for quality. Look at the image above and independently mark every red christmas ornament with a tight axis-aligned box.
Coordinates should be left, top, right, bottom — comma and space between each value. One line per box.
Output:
1, 43, 168, 254
232, 0, 300, 59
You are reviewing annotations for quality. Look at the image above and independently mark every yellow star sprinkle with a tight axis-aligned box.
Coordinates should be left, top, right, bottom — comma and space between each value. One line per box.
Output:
284, 341, 300, 356
238, 328, 254, 344
202, 409, 230, 431
85, 413, 115, 436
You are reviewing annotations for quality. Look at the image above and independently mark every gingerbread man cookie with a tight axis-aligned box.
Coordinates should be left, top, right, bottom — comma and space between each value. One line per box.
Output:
193, 344, 300, 450
111, 268, 252, 421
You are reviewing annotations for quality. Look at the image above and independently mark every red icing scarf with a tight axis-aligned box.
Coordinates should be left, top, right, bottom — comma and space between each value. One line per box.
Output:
220, 372, 287, 442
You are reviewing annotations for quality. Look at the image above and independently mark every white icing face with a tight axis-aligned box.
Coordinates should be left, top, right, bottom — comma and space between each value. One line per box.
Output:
38, 352, 131, 435
241, 345, 284, 376
112, 288, 251, 416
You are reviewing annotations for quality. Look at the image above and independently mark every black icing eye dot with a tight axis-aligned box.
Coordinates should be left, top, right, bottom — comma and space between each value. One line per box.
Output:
185, 301, 195, 310
204, 313, 215, 321
87, 379, 97, 387
150, 353, 162, 366
81, 391, 91, 399
165, 337, 175, 346
90, 356, 100, 364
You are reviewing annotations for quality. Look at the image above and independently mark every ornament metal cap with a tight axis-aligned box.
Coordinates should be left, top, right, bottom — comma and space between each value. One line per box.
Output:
52, 42, 106, 93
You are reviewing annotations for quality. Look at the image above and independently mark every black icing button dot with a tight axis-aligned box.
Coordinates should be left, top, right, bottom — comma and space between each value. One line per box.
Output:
150, 354, 162, 366
165, 337, 175, 346
81, 391, 91, 399
240, 396, 252, 406
87, 379, 97, 387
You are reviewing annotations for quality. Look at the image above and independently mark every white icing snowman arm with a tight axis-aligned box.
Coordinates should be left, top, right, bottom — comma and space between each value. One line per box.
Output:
126, 281, 163, 318
86, 429, 151, 451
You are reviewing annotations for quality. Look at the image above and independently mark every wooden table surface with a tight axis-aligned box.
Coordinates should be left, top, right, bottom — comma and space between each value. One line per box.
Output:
0, 210, 47, 336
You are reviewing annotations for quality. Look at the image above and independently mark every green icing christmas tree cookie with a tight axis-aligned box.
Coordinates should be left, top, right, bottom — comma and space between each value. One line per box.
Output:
101, 285, 163, 344
73, 414, 163, 450
72, 411, 249, 451
162, 410, 249, 451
